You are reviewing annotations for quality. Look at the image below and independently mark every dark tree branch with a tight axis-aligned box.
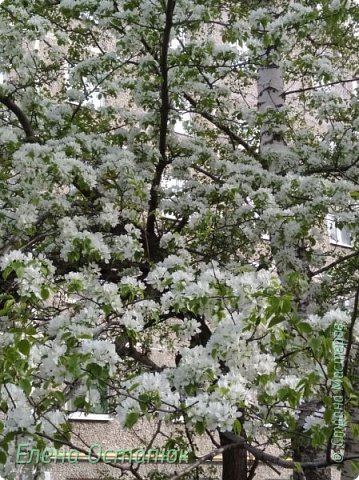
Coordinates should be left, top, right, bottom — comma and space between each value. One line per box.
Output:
158, 1, 175, 159
310, 250, 359, 278
146, 0, 176, 254
191, 165, 224, 185
222, 432, 359, 470
247, 457, 259, 480
168, 432, 359, 480
172, 215, 190, 233
306, 155, 359, 175
0, 95, 37, 142
183, 92, 260, 161
284, 77, 359, 97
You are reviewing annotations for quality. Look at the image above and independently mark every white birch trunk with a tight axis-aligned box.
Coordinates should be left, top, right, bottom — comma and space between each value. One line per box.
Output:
257, 64, 286, 158
257, 51, 331, 480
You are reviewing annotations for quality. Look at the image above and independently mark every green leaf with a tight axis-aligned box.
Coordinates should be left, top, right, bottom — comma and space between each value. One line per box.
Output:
309, 337, 320, 351
53, 391, 65, 404
0, 450, 6, 465
0, 298, 15, 316
87, 363, 107, 380
14, 264, 24, 277
195, 421, 205, 434
343, 377, 355, 395
351, 423, 359, 439
68, 279, 83, 293
18, 339, 31, 356
40, 286, 50, 300
268, 315, 285, 328
297, 322, 312, 334
233, 419, 242, 435
351, 460, 359, 476
124, 411, 140, 428
19, 379, 32, 396
2, 266, 13, 281
74, 396, 87, 409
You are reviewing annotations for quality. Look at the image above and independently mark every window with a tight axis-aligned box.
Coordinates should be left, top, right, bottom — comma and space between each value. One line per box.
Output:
327, 214, 352, 248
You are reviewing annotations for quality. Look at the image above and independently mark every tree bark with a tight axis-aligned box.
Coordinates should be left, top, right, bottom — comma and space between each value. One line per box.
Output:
220, 431, 248, 480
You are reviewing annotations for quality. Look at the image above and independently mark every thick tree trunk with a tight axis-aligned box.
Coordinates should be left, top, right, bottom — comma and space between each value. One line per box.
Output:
220, 431, 247, 480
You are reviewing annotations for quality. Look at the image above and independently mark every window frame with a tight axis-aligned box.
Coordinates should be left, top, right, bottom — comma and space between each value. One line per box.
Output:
326, 214, 352, 248
68, 411, 111, 421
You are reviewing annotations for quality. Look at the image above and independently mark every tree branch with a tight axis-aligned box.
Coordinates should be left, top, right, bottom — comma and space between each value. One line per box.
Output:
168, 444, 236, 479
306, 155, 359, 175
146, 0, 176, 251
284, 77, 359, 97
0, 95, 37, 142
221, 432, 359, 470
191, 165, 224, 185
168, 433, 359, 480
183, 92, 260, 160
310, 250, 359, 278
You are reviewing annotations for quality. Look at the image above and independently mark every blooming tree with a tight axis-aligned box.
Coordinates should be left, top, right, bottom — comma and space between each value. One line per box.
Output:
0, 0, 359, 479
